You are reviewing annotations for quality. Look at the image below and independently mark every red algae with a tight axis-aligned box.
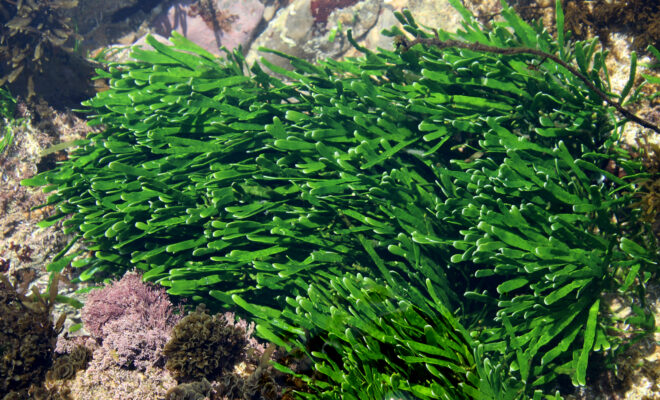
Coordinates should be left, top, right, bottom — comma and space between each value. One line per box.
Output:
310, 0, 358, 24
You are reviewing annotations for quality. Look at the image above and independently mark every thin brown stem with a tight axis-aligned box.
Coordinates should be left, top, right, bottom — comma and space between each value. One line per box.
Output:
396, 36, 660, 135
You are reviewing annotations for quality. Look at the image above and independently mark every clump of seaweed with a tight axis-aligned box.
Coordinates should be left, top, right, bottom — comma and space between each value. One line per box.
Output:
632, 133, 660, 237
80, 271, 182, 371
46, 345, 92, 382
81, 271, 180, 338
563, 0, 660, 50
163, 305, 249, 383
473, 0, 659, 52
0, 0, 78, 97
214, 344, 281, 400
0, 273, 64, 398
164, 378, 212, 400
0, 0, 97, 108
21, 1, 659, 397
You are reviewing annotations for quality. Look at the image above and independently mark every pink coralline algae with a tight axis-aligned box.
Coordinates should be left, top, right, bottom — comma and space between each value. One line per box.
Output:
99, 318, 173, 370
151, 0, 265, 55
80, 271, 182, 371
81, 271, 181, 338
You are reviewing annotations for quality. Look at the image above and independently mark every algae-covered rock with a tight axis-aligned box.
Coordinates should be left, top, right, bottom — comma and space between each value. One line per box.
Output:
0, 274, 63, 398
0, 0, 96, 106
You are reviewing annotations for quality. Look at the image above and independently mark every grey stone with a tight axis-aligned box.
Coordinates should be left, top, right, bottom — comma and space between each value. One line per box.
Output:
246, 0, 464, 72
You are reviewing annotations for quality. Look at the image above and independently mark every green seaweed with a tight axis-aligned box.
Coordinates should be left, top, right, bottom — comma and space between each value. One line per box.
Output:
23, 1, 657, 398
0, 86, 15, 153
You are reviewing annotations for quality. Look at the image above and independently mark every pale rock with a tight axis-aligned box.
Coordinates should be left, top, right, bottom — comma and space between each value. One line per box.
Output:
247, 0, 464, 72
245, 0, 381, 71
245, 0, 313, 71
286, 0, 315, 42
345, 6, 401, 58
263, 4, 278, 21
103, 33, 172, 64
401, 0, 464, 36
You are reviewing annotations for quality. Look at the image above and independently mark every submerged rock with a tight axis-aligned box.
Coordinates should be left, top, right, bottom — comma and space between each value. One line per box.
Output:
151, 0, 265, 54
245, 0, 464, 71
